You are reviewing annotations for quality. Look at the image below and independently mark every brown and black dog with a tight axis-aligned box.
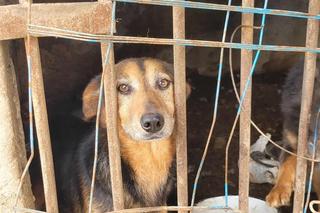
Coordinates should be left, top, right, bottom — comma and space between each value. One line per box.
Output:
55, 58, 191, 212
266, 58, 320, 208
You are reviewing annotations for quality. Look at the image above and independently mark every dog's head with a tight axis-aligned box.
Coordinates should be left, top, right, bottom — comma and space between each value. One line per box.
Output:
82, 58, 191, 142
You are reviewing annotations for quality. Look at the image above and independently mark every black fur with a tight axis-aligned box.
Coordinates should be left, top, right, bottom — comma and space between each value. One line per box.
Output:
281, 57, 320, 160
55, 126, 175, 212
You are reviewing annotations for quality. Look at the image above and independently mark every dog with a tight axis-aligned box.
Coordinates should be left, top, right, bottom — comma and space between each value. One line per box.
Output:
266, 58, 320, 208
55, 58, 191, 212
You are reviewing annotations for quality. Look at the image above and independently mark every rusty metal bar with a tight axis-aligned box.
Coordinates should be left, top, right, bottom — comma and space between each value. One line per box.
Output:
27, 26, 320, 54
293, 0, 320, 212
101, 0, 124, 210
116, 0, 320, 20
0, 2, 110, 40
27, 36, 59, 213
173, 4, 188, 212
238, 0, 254, 212
19, 0, 59, 210
19, 0, 59, 212
102, 45, 125, 210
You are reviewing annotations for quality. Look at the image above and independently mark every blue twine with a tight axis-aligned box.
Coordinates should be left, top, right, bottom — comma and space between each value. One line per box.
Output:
115, 0, 320, 20
27, 56, 34, 153
303, 107, 320, 213
236, 0, 269, 116
190, 0, 232, 207
224, 183, 229, 207
216, 0, 233, 207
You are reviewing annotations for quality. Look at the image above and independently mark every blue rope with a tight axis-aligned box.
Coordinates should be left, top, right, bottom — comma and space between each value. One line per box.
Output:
217, 0, 233, 207
236, 0, 269, 116
115, 0, 320, 20
190, 0, 232, 208
303, 107, 320, 213
222, 0, 268, 209
27, 56, 34, 154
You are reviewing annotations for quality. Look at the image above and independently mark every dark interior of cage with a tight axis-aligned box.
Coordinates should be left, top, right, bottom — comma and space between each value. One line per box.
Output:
10, 0, 318, 212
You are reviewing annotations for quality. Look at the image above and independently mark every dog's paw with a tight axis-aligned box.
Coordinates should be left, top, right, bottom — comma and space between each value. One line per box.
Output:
266, 185, 292, 208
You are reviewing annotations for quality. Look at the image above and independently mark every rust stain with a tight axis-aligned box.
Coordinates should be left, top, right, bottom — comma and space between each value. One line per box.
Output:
0, 2, 111, 41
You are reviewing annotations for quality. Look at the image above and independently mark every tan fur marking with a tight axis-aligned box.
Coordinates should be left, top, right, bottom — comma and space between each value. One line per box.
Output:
119, 127, 175, 202
82, 77, 106, 127
283, 129, 298, 149
266, 155, 297, 207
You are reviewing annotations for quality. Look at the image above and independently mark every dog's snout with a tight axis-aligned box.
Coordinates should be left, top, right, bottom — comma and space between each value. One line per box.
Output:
140, 113, 164, 133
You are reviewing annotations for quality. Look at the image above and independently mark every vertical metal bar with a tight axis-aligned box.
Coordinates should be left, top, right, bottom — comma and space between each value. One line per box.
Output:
27, 37, 59, 213
102, 45, 124, 210
173, 4, 188, 212
293, 0, 320, 212
100, 0, 124, 210
239, 0, 254, 212
19, 0, 59, 211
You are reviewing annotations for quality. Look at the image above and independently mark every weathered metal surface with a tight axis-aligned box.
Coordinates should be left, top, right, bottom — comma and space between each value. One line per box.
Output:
0, 2, 111, 40
173, 4, 188, 213
27, 37, 58, 213
26, 25, 320, 53
102, 45, 125, 210
238, 0, 254, 212
100, 0, 124, 210
293, 0, 320, 212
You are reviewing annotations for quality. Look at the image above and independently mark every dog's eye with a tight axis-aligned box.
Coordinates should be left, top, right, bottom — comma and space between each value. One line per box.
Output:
118, 84, 131, 94
158, 79, 170, 90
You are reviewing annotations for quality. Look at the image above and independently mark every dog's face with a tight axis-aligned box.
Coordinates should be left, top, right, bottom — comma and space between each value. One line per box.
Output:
82, 58, 191, 142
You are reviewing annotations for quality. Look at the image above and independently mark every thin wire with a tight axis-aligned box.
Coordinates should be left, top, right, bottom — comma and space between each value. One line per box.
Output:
14, 0, 34, 207
310, 200, 320, 213
228, 23, 320, 213
304, 108, 320, 213
225, 0, 269, 202
228, 25, 320, 162
115, 0, 320, 20
190, 0, 233, 207
27, 24, 320, 54
88, 44, 112, 213
88, 1, 116, 212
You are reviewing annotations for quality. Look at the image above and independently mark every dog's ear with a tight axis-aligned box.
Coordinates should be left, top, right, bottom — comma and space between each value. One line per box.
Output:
82, 75, 106, 127
163, 61, 192, 99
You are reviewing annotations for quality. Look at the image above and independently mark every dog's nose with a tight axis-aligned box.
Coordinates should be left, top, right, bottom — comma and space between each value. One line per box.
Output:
140, 113, 164, 133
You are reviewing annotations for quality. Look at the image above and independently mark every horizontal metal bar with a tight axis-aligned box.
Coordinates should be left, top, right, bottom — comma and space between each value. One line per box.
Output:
0, 2, 110, 40
28, 25, 320, 53
116, 0, 320, 20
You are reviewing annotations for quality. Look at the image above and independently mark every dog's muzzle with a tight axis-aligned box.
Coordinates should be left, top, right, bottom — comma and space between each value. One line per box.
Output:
140, 113, 164, 133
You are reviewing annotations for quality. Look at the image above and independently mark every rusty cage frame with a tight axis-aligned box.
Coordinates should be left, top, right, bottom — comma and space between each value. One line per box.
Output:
0, 0, 320, 212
